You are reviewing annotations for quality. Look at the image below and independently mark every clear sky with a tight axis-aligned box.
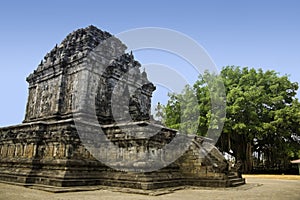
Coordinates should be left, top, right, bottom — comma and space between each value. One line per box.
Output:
0, 0, 299, 126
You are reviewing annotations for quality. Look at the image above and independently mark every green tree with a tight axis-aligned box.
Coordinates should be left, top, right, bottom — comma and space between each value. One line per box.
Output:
163, 66, 300, 173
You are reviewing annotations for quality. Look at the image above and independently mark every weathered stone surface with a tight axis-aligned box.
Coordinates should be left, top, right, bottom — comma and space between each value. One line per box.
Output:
0, 25, 244, 190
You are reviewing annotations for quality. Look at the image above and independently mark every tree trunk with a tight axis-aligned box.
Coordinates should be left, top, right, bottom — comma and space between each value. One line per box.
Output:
246, 142, 253, 172
257, 150, 261, 166
236, 134, 253, 173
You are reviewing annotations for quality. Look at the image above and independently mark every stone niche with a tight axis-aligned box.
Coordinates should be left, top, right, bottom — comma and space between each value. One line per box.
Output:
0, 25, 245, 190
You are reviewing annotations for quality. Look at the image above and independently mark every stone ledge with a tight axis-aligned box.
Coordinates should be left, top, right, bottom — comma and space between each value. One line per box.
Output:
0, 180, 253, 196
0, 179, 183, 195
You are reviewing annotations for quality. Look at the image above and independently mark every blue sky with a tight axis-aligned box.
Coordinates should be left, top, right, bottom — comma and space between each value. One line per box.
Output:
0, 0, 299, 126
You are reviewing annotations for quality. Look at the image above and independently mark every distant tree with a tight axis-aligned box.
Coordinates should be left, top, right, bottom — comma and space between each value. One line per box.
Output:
154, 102, 164, 122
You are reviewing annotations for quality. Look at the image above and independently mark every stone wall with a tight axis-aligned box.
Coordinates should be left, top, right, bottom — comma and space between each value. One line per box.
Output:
0, 119, 231, 188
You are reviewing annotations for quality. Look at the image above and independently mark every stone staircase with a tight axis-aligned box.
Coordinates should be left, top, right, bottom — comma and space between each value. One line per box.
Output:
227, 172, 245, 187
191, 139, 245, 187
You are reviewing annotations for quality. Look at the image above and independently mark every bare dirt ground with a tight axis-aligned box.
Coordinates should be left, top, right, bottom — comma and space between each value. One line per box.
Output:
243, 174, 300, 180
0, 176, 299, 200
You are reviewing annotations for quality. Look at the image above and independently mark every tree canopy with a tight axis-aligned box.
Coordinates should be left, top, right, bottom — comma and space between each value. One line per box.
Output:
160, 66, 300, 173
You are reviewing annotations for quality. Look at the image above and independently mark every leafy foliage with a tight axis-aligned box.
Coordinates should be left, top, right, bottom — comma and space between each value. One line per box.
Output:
160, 66, 300, 172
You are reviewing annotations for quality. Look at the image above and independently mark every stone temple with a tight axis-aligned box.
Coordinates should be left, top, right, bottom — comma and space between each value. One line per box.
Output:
0, 25, 245, 190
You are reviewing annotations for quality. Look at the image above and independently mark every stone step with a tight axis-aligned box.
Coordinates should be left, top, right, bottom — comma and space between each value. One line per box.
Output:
229, 178, 242, 182
230, 180, 245, 187
228, 178, 245, 187
227, 175, 237, 179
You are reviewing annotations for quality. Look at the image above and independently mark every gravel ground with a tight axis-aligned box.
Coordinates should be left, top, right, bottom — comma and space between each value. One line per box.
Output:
0, 177, 299, 200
